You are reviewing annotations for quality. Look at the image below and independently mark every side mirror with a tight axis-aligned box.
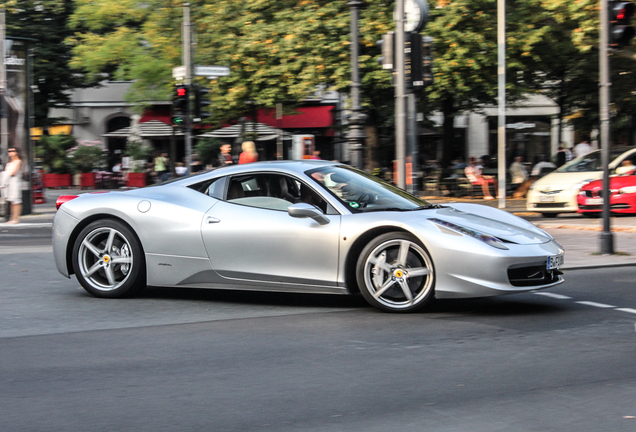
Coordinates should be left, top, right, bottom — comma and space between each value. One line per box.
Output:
288, 203, 330, 225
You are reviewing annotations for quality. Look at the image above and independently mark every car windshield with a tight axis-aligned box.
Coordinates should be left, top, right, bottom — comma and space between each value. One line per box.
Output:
556, 148, 632, 173
556, 150, 603, 173
306, 165, 430, 213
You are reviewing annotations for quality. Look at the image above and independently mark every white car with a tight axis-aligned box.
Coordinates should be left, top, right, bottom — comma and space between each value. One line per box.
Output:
527, 147, 636, 217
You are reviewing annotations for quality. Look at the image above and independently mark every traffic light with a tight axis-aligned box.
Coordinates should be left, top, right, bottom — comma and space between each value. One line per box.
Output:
609, 1, 636, 48
194, 85, 211, 123
422, 36, 434, 87
377, 32, 395, 70
172, 84, 189, 127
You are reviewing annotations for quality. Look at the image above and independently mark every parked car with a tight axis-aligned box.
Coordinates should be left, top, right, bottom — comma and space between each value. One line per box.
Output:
526, 147, 636, 217
577, 172, 636, 215
53, 161, 564, 313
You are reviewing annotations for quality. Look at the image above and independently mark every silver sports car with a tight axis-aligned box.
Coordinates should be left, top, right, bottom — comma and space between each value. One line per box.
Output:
52, 160, 564, 313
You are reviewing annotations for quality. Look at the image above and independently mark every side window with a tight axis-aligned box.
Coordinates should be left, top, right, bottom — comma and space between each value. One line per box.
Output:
188, 177, 225, 200
224, 173, 334, 214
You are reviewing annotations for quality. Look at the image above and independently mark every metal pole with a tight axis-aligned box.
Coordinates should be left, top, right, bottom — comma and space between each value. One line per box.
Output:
395, 0, 406, 189
276, 102, 283, 160
347, 0, 366, 169
599, 0, 614, 254
497, 0, 506, 208
183, 3, 192, 171
407, 92, 418, 194
0, 9, 7, 158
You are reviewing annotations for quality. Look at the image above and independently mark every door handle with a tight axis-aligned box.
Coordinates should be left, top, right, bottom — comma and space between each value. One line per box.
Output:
206, 216, 221, 224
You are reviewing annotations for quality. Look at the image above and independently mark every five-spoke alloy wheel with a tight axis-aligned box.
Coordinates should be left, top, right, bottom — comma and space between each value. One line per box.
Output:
356, 232, 435, 312
72, 219, 145, 298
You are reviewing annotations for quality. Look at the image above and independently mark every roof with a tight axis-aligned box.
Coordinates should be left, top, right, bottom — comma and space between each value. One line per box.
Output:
197, 121, 292, 141
102, 120, 183, 138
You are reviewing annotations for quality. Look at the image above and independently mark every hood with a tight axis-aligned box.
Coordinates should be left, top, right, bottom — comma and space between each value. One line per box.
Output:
532, 171, 603, 192
424, 205, 552, 245
582, 175, 636, 190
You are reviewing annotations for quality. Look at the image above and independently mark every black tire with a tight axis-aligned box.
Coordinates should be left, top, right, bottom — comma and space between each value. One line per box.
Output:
541, 213, 558, 218
72, 219, 146, 298
356, 232, 435, 313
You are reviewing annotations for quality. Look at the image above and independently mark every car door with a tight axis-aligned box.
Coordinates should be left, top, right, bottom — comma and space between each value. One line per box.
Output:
201, 172, 342, 289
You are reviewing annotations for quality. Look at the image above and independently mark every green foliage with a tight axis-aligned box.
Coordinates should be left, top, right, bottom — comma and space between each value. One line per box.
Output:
6, 0, 99, 126
124, 140, 153, 172
68, 140, 107, 173
195, 137, 222, 166
35, 134, 77, 174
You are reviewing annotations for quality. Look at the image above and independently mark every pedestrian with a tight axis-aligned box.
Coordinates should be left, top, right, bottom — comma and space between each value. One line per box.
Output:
238, 141, 259, 164
556, 144, 572, 167
310, 150, 321, 160
531, 155, 556, 178
509, 156, 528, 186
1, 147, 23, 224
154, 152, 169, 182
573, 135, 592, 158
465, 156, 497, 200
218, 143, 234, 167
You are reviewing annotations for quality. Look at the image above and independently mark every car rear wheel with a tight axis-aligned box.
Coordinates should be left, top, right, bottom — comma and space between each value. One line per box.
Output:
72, 219, 145, 298
356, 232, 435, 313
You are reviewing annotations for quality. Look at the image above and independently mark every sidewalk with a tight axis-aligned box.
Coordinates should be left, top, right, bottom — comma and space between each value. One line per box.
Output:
1, 189, 635, 270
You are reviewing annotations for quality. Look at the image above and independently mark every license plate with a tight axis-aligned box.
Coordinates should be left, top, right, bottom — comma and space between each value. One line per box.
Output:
539, 195, 555, 202
586, 198, 603, 205
547, 254, 564, 270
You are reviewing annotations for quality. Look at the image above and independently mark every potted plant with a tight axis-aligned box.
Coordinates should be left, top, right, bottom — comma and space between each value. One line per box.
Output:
35, 134, 76, 188
68, 140, 107, 188
124, 140, 152, 187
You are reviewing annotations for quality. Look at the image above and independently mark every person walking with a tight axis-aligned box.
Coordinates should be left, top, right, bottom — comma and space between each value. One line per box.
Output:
2, 147, 23, 224
218, 143, 234, 167
573, 136, 592, 158
154, 152, 169, 182
239, 141, 258, 164
556, 144, 572, 167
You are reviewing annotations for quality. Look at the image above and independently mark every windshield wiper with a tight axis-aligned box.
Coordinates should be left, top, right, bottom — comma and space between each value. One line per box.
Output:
362, 205, 440, 213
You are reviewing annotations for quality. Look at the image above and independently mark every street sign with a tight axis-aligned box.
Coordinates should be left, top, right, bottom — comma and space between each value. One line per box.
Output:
195, 65, 230, 77
172, 65, 186, 80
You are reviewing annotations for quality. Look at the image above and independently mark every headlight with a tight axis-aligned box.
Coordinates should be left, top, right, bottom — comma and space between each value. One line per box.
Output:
618, 186, 636, 194
428, 218, 509, 250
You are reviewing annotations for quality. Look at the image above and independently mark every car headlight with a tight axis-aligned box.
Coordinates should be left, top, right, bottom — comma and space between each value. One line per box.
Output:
428, 218, 509, 250
618, 186, 636, 194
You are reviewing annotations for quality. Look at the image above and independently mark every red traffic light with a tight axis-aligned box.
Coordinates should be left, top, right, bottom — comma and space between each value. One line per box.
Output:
176, 87, 187, 97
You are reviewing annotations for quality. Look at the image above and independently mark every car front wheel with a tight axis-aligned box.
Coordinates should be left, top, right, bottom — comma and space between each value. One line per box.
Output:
72, 219, 146, 298
356, 232, 435, 313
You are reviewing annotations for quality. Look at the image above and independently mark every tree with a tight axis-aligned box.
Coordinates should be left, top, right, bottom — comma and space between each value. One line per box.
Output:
6, 0, 97, 126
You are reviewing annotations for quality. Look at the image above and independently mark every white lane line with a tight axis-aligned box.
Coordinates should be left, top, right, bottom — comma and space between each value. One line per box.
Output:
576, 301, 616, 308
533, 292, 572, 300
616, 308, 636, 315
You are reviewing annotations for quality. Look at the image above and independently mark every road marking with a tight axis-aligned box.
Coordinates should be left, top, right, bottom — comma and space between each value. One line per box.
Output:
533, 292, 572, 300
615, 308, 636, 315
576, 301, 616, 308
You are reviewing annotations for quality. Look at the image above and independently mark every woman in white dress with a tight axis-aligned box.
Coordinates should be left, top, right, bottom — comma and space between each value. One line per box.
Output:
3, 147, 22, 224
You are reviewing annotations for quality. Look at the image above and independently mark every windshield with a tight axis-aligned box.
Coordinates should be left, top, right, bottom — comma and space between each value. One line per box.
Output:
556, 148, 633, 173
306, 165, 430, 213
556, 150, 602, 173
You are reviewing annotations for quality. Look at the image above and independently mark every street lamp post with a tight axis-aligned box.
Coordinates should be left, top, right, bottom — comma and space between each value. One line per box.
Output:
347, 0, 366, 169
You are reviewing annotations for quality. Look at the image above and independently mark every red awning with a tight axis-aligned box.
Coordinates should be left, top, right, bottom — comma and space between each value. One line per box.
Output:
140, 106, 172, 125
258, 105, 335, 129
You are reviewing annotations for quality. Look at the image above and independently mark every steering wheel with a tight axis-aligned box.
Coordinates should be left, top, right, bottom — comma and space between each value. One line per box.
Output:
357, 193, 372, 208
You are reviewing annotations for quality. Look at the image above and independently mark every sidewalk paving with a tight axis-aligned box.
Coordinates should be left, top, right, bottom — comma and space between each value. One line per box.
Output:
1, 189, 635, 270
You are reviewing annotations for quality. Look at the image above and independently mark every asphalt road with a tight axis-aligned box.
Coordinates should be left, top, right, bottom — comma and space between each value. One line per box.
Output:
2, 229, 636, 431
